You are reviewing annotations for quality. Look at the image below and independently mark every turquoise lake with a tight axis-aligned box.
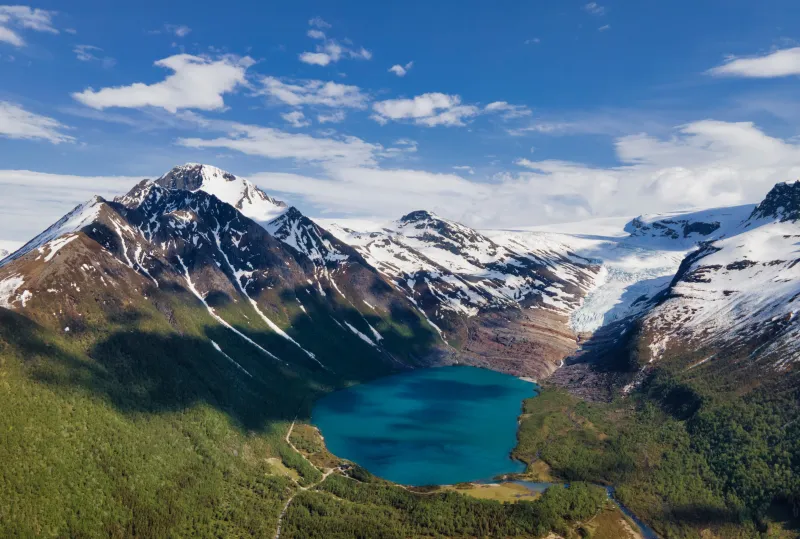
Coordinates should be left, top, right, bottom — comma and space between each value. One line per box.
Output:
312, 366, 538, 486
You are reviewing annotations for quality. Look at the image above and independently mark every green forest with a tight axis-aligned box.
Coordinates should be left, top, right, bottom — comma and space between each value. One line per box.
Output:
514, 370, 800, 538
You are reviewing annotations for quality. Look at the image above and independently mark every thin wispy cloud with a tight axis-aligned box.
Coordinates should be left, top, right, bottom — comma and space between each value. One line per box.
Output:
318, 110, 346, 124
485, 101, 532, 120
0, 5, 58, 47
298, 18, 371, 66
248, 120, 800, 228
372, 93, 480, 127
73, 44, 116, 68
584, 2, 605, 15
167, 24, 191, 37
257, 76, 369, 109
308, 16, 331, 29
149, 24, 191, 37
177, 118, 382, 167
0, 101, 74, 144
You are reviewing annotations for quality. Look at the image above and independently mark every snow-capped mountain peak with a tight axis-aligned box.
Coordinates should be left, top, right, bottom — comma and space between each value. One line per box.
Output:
747, 180, 800, 223
156, 164, 287, 224
624, 205, 756, 246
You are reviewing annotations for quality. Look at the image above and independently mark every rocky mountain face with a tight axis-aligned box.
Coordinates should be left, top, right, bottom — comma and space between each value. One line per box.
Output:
4, 164, 800, 388
326, 210, 601, 377
544, 182, 800, 397
156, 163, 288, 223
636, 182, 800, 376
0, 177, 448, 387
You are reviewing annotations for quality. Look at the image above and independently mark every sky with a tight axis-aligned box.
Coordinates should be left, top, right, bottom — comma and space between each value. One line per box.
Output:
3, 0, 800, 242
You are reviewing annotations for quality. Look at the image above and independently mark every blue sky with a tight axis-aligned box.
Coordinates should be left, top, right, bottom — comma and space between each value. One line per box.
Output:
3, 0, 800, 241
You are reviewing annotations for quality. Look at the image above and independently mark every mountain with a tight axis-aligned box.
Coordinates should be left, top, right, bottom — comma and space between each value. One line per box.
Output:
327, 210, 601, 377
526, 182, 800, 398
0, 178, 446, 380
155, 163, 288, 223
636, 181, 800, 378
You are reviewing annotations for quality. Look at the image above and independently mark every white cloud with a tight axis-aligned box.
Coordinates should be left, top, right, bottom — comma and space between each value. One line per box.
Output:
0, 5, 57, 47
0, 25, 22, 46
598, 24, 610, 32
8, 119, 800, 240
166, 24, 191, 37
453, 165, 475, 175
308, 16, 331, 29
584, 2, 605, 15
72, 54, 254, 113
245, 120, 800, 228
0, 101, 73, 144
177, 120, 381, 167
258, 76, 369, 108
485, 101, 532, 119
0, 170, 140, 242
708, 47, 800, 78
388, 61, 413, 77
372, 93, 480, 127
73, 44, 116, 68
281, 110, 310, 128
299, 18, 371, 66
317, 110, 346, 123
299, 41, 371, 66
524, 38, 541, 45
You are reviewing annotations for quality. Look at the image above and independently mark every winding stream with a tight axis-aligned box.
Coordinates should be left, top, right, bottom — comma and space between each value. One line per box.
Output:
513, 482, 658, 538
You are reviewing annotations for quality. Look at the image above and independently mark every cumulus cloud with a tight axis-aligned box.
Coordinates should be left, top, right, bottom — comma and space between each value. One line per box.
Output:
281, 110, 310, 128
245, 120, 800, 228
371, 93, 480, 127
388, 61, 413, 77
73, 44, 116, 68
0, 5, 58, 47
0, 101, 73, 144
258, 76, 369, 108
72, 54, 254, 113
708, 47, 800, 78
299, 18, 371, 66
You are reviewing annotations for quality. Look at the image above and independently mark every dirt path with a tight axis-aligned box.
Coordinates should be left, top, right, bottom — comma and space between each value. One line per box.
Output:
274, 419, 340, 539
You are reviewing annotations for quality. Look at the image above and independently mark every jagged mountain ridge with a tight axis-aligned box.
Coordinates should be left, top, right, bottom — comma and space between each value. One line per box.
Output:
5, 164, 800, 384
638, 181, 800, 373
325, 210, 603, 377
0, 163, 609, 379
0, 179, 447, 379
